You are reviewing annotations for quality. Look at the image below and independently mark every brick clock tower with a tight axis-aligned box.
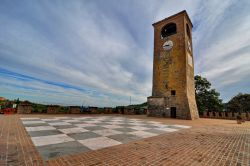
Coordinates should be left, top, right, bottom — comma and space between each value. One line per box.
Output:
147, 11, 199, 120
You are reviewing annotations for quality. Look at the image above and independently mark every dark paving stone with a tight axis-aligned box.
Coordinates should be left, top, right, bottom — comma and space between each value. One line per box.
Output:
37, 141, 90, 160
28, 130, 63, 137
23, 123, 50, 127
68, 132, 101, 140
123, 120, 135, 123
83, 126, 107, 131
114, 128, 137, 133
80, 118, 95, 122
118, 124, 136, 127
101, 118, 113, 121
43, 120, 63, 123
55, 125, 77, 129
107, 134, 141, 143
102, 121, 114, 123
69, 121, 86, 124
96, 122, 110, 126
59, 118, 72, 121
21, 118, 41, 121
141, 124, 159, 128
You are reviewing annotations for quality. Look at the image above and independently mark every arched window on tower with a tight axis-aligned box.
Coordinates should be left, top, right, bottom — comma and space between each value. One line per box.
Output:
161, 23, 177, 39
186, 24, 191, 39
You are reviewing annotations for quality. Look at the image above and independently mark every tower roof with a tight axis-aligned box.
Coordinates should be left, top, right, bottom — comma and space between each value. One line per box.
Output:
152, 10, 193, 27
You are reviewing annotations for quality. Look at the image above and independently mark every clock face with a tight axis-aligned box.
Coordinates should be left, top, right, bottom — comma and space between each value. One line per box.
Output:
163, 40, 173, 51
187, 40, 192, 52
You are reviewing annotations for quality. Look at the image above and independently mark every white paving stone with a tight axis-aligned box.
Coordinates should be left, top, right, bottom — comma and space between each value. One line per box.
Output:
172, 125, 191, 129
41, 118, 60, 121
75, 123, 97, 127
93, 129, 122, 136
151, 123, 168, 127
130, 126, 151, 131
102, 125, 123, 129
78, 137, 121, 150
107, 121, 124, 125
130, 118, 140, 121
20, 118, 40, 120
95, 117, 110, 120
31, 134, 74, 146
59, 127, 89, 134
73, 117, 92, 120
129, 131, 158, 138
156, 128, 178, 132
62, 119, 81, 123
25, 126, 56, 132
83, 121, 101, 124
130, 122, 146, 126
147, 121, 162, 124
54, 117, 70, 119
48, 122, 71, 126
109, 119, 124, 122
22, 121, 46, 124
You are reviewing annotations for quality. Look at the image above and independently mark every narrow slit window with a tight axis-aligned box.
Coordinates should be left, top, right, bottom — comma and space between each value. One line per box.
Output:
186, 24, 191, 39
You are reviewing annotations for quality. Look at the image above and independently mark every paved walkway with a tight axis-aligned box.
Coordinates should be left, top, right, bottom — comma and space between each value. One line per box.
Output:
0, 114, 249, 166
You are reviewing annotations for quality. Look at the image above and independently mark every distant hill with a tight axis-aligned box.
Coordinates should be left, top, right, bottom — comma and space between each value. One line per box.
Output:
126, 102, 147, 109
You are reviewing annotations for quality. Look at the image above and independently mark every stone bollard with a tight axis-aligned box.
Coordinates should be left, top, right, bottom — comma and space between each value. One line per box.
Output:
241, 113, 246, 122
203, 111, 207, 118
246, 112, 250, 121
221, 112, 225, 119
209, 112, 213, 118
234, 112, 238, 120
215, 112, 220, 119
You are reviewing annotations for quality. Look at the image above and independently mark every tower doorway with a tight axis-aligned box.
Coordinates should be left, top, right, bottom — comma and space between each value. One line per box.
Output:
170, 107, 176, 118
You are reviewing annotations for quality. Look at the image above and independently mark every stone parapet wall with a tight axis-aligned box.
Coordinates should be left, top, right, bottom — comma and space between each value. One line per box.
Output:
124, 108, 135, 115
17, 101, 32, 114
47, 106, 60, 114
89, 107, 98, 114
15, 105, 148, 115
69, 106, 81, 114
17, 105, 32, 114
104, 107, 113, 114
201, 111, 250, 121
124, 108, 147, 115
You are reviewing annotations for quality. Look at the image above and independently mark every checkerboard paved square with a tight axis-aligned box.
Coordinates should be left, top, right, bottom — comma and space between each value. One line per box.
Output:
21, 116, 191, 160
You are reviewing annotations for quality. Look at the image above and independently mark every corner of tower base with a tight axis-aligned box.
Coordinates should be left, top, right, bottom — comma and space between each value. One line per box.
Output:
147, 96, 167, 117
147, 96, 199, 120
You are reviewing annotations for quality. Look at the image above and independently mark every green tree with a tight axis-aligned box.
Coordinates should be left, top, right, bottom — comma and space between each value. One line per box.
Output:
195, 75, 223, 113
16, 98, 20, 105
226, 93, 250, 112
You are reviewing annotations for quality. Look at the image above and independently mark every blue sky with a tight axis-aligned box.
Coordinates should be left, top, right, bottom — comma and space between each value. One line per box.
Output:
0, 0, 250, 106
